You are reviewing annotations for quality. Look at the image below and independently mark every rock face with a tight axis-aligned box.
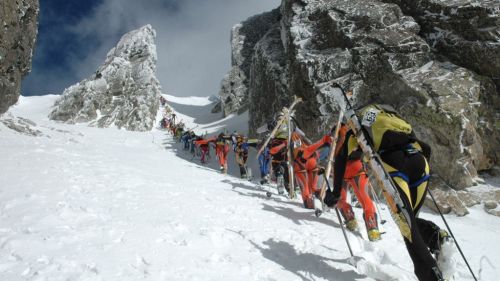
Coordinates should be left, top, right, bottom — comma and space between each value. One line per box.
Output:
0, 0, 39, 114
219, 9, 281, 117
49, 25, 161, 131
219, 0, 500, 189
381, 0, 500, 90
425, 176, 500, 217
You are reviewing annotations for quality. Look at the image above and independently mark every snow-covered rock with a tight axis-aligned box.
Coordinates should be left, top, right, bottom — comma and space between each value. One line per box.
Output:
425, 176, 500, 216
219, 0, 500, 189
0, 0, 39, 114
381, 0, 500, 90
49, 25, 161, 131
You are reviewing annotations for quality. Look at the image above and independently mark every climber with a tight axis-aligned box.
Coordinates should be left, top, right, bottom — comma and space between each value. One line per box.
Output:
290, 131, 332, 209
214, 132, 231, 173
171, 113, 177, 127
257, 140, 271, 184
233, 134, 258, 179
174, 124, 184, 142
194, 136, 213, 164
181, 130, 192, 150
323, 104, 449, 281
266, 112, 295, 196
323, 123, 380, 241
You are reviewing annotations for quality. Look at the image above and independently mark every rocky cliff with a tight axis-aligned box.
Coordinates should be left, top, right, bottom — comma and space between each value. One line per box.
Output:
49, 25, 161, 131
219, 0, 500, 191
0, 0, 39, 114
218, 9, 282, 117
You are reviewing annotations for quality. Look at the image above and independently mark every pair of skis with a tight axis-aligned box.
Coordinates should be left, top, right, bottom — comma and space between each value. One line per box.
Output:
315, 106, 345, 217
322, 84, 413, 242
256, 96, 303, 199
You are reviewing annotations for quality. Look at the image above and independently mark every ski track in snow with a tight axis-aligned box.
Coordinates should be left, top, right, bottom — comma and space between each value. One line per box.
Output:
0, 95, 499, 281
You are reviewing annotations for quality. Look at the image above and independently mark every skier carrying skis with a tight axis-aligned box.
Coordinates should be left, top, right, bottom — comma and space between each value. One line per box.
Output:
324, 104, 449, 281
214, 132, 231, 173
326, 123, 381, 241
194, 136, 212, 164
290, 131, 332, 209
267, 113, 293, 196
233, 135, 258, 179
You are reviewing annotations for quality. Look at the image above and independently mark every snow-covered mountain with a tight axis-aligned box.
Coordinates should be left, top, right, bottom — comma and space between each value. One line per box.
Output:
48, 25, 161, 131
1, 94, 499, 280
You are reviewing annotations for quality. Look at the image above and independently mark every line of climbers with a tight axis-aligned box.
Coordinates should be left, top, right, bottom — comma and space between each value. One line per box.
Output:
157, 95, 453, 281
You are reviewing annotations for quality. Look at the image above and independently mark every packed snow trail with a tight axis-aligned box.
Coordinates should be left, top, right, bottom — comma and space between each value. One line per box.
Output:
0, 95, 498, 280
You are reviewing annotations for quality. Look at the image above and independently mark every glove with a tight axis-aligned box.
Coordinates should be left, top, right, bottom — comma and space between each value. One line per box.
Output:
322, 135, 332, 144
323, 189, 339, 207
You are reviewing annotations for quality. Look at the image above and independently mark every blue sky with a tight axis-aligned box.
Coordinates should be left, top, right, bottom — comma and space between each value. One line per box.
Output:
22, 0, 280, 97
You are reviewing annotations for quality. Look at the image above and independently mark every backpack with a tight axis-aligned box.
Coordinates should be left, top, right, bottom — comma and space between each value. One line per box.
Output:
359, 104, 414, 152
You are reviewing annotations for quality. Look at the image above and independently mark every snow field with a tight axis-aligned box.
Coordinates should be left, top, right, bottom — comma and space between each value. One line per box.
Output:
0, 95, 498, 280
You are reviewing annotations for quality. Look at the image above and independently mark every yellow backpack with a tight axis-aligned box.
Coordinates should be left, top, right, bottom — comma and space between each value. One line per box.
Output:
360, 104, 413, 151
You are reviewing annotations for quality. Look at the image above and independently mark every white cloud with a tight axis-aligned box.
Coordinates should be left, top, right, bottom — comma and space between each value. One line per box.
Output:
45, 0, 280, 97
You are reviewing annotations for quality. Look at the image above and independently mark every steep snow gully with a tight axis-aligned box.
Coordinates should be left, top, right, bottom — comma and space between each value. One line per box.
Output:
0, 95, 499, 280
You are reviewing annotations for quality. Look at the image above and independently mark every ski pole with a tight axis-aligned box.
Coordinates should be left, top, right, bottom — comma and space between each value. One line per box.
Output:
428, 176, 478, 281
334, 207, 354, 258
368, 182, 387, 225
321, 172, 354, 258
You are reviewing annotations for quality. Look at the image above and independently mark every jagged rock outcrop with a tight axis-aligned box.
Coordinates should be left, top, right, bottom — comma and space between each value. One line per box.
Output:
219, 0, 500, 190
49, 25, 161, 131
381, 0, 500, 90
218, 9, 281, 117
0, 0, 39, 114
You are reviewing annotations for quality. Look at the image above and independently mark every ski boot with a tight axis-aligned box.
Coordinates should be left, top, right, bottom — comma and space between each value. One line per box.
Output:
433, 229, 451, 260
339, 205, 358, 231
436, 230, 457, 280
367, 229, 381, 241
345, 219, 358, 231
364, 213, 381, 241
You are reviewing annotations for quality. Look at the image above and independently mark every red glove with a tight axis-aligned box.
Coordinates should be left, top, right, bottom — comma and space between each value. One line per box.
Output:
323, 135, 332, 144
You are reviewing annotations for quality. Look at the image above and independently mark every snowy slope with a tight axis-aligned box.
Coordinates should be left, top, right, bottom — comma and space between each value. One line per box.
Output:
0, 95, 499, 281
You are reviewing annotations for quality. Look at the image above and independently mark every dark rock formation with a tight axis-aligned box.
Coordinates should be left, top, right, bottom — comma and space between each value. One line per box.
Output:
381, 0, 500, 90
219, 0, 500, 190
218, 9, 282, 117
0, 0, 39, 114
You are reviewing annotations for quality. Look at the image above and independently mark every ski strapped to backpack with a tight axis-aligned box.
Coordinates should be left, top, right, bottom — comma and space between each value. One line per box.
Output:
317, 104, 345, 215
256, 96, 303, 158
329, 84, 413, 242
286, 102, 298, 199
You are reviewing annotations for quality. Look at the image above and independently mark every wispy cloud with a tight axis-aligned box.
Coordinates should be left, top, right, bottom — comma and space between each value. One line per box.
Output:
22, 0, 280, 97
